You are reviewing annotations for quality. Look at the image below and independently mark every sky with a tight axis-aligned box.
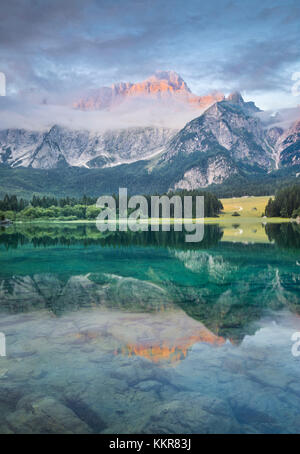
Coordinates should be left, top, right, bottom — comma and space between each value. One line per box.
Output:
0, 0, 299, 129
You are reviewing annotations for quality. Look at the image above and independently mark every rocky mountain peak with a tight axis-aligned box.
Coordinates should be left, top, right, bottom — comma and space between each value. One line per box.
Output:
226, 91, 244, 104
224, 91, 261, 113
147, 70, 191, 92
159, 90, 277, 192
73, 71, 225, 111
110, 70, 190, 98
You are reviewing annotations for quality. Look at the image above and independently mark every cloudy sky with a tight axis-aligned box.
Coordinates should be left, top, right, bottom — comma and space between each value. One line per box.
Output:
0, 0, 300, 128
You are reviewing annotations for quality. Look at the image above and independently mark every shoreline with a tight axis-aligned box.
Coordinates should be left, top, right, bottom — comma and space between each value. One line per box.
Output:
4, 195, 296, 226
12, 217, 292, 225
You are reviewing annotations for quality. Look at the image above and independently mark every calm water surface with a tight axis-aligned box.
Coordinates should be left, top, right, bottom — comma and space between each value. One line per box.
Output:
0, 222, 299, 433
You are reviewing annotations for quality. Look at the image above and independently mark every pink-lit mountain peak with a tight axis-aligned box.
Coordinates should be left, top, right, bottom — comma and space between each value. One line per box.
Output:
73, 71, 224, 111
112, 71, 190, 95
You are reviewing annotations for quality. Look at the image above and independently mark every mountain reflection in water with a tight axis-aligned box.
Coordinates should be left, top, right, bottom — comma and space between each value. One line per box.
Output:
0, 223, 300, 433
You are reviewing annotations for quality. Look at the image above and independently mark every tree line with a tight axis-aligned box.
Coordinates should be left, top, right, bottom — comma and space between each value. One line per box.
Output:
265, 184, 300, 218
0, 194, 99, 212
0, 190, 223, 221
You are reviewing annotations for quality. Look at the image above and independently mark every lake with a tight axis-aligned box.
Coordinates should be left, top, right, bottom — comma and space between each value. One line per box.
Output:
0, 222, 300, 433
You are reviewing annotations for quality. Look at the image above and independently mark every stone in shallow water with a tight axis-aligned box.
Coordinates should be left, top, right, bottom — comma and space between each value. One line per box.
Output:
141, 393, 241, 434
0, 385, 23, 409
232, 404, 279, 433
5, 395, 93, 434
10, 351, 37, 359
135, 380, 163, 393
247, 366, 293, 389
64, 395, 107, 433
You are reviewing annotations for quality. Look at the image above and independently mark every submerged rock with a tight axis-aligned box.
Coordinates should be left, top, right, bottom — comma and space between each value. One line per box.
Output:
5, 395, 93, 434
142, 393, 241, 434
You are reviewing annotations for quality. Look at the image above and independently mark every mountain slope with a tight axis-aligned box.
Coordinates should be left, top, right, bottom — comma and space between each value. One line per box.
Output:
276, 120, 300, 167
150, 93, 275, 190
0, 129, 44, 168
0, 161, 299, 199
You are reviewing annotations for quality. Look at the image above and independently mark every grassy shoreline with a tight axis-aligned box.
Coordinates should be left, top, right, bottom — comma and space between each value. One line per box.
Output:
13, 217, 291, 224
13, 196, 290, 224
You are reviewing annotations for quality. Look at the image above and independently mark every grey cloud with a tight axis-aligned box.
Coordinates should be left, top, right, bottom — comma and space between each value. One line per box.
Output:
0, 96, 201, 131
0, 0, 299, 108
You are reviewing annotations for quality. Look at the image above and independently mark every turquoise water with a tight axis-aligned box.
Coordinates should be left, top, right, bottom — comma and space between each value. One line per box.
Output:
0, 223, 300, 433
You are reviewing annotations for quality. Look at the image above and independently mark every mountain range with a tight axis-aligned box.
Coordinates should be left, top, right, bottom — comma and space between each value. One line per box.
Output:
0, 126, 175, 169
0, 71, 299, 197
